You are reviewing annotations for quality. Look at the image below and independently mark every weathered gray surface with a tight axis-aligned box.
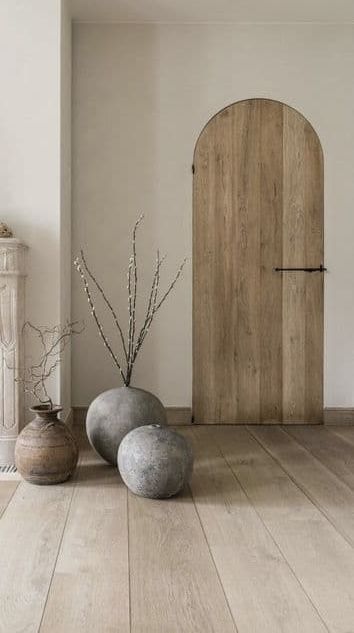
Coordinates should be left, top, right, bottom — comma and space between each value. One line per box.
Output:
86, 387, 167, 465
118, 424, 194, 498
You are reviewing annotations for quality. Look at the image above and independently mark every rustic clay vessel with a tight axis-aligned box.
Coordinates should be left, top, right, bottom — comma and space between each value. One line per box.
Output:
15, 405, 78, 485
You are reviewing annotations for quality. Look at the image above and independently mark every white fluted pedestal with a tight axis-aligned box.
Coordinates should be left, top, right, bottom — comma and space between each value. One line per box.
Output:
0, 239, 27, 467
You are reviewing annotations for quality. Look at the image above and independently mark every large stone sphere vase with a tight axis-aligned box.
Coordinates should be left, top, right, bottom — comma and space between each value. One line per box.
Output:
86, 386, 167, 465
118, 424, 194, 499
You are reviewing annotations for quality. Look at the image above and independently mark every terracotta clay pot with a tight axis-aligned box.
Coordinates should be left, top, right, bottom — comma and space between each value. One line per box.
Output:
15, 405, 78, 485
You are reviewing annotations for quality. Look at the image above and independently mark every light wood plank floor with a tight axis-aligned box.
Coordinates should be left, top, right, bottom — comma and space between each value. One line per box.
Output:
1, 425, 354, 632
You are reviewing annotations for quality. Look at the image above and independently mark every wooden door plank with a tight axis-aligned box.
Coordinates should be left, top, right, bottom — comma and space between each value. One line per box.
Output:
129, 480, 237, 633
286, 426, 354, 490
0, 481, 18, 518
0, 479, 74, 632
250, 426, 354, 547
212, 107, 236, 422
182, 427, 327, 633
40, 442, 129, 633
304, 124, 324, 422
282, 108, 307, 422
193, 107, 237, 423
214, 426, 354, 632
193, 116, 215, 423
259, 100, 283, 422
233, 100, 262, 422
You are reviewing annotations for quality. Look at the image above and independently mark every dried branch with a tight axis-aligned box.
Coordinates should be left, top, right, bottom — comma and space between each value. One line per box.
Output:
80, 249, 128, 362
128, 214, 144, 378
127, 256, 134, 375
74, 257, 127, 384
12, 320, 84, 409
129, 250, 163, 370
131, 256, 187, 367
74, 215, 186, 387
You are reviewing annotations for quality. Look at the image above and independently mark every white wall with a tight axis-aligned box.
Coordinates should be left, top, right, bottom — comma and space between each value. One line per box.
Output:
0, 0, 71, 417
72, 23, 354, 408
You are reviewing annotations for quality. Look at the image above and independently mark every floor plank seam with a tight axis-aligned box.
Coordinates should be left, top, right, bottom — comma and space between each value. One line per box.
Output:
268, 429, 354, 549
0, 482, 21, 520
127, 489, 132, 633
187, 482, 240, 633
327, 426, 354, 447
214, 428, 332, 633
37, 470, 81, 632
248, 427, 354, 552
282, 426, 354, 491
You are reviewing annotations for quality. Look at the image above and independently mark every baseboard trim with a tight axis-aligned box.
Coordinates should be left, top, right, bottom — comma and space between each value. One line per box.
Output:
73, 406, 193, 427
166, 407, 192, 425
323, 408, 354, 426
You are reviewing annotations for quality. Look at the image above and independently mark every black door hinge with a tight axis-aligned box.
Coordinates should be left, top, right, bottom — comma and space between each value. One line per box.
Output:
192, 164, 195, 174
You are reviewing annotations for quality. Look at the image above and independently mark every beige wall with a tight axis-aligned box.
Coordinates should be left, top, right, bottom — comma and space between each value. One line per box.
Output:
72, 23, 354, 408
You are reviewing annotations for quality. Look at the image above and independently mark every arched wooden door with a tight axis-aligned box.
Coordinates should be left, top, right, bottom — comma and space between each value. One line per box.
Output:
193, 99, 324, 424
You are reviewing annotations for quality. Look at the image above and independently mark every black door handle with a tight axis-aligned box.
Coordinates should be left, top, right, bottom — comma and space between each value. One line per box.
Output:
273, 264, 327, 273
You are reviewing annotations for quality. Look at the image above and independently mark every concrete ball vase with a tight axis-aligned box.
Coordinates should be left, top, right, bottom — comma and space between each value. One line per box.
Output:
86, 386, 167, 465
118, 424, 194, 499
15, 406, 78, 485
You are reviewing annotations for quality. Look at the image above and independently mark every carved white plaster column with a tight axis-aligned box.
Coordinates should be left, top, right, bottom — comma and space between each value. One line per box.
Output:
0, 239, 27, 466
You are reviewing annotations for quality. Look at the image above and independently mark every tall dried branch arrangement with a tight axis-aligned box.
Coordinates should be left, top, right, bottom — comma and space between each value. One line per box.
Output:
13, 321, 84, 409
74, 214, 186, 387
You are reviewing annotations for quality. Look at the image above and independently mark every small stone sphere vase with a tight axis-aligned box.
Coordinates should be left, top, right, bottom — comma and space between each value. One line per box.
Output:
15, 406, 79, 485
86, 386, 167, 466
118, 424, 194, 499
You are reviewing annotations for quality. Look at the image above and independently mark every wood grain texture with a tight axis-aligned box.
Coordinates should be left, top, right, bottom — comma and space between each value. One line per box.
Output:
0, 480, 18, 518
234, 101, 261, 422
4, 427, 354, 631
40, 440, 129, 633
193, 99, 324, 424
330, 425, 354, 442
129, 485, 237, 633
259, 100, 283, 423
0, 480, 74, 632
182, 427, 327, 633
286, 426, 354, 490
282, 108, 307, 422
214, 426, 354, 632
250, 425, 354, 547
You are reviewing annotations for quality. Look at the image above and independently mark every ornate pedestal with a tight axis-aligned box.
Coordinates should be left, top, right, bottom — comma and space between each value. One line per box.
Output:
0, 239, 27, 467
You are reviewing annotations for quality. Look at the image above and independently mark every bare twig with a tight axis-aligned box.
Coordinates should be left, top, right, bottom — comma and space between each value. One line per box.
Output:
80, 249, 128, 362
74, 215, 186, 387
12, 320, 84, 408
132, 257, 187, 365
127, 256, 134, 377
128, 214, 144, 377
130, 250, 164, 369
74, 257, 127, 384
